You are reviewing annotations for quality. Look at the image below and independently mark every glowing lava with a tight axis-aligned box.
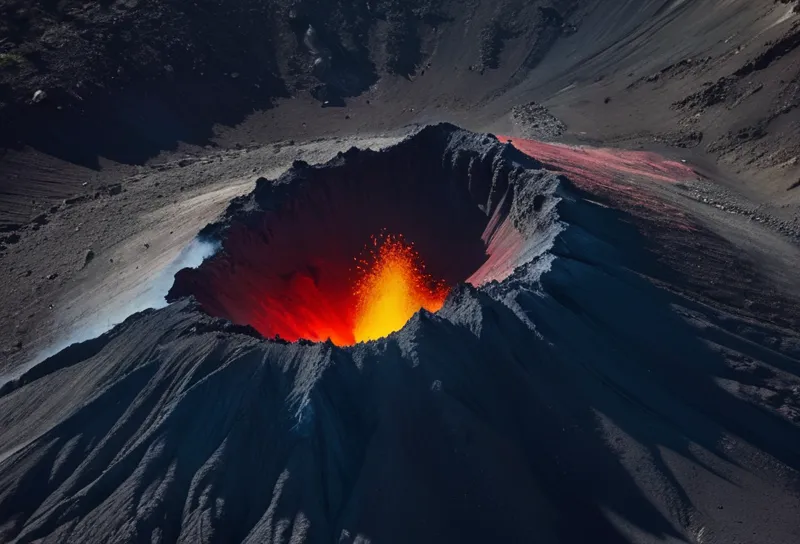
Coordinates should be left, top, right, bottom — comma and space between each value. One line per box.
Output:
353, 235, 450, 343
173, 227, 455, 346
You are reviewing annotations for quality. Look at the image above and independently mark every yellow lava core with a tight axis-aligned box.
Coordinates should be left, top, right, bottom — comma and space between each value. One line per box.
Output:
353, 235, 449, 343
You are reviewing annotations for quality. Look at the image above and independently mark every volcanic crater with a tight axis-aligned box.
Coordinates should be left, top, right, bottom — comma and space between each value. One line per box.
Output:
2, 125, 800, 544
3, 1, 800, 542
168, 125, 560, 346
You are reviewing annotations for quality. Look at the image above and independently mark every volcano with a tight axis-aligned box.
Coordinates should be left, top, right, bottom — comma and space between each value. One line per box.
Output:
2, 0, 800, 541
167, 127, 557, 347
1, 125, 799, 544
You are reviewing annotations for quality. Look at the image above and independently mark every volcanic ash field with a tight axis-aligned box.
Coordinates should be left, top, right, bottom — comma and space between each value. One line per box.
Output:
1, 125, 800, 544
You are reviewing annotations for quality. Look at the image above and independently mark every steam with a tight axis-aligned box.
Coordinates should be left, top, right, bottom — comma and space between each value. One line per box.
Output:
126, 237, 221, 315
64, 236, 220, 344
2, 238, 219, 385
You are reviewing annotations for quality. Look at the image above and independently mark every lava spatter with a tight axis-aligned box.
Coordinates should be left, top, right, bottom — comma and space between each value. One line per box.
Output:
222, 232, 451, 346
352, 234, 450, 343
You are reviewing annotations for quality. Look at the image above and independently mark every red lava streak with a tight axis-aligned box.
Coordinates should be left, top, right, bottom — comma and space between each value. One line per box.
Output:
499, 135, 698, 229
497, 136, 696, 187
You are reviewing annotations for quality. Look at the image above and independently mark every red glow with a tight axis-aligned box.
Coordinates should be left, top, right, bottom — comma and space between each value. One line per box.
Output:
221, 233, 449, 346
498, 136, 698, 230
497, 136, 696, 186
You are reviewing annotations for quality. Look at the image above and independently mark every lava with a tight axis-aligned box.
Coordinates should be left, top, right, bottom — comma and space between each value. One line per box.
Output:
167, 126, 531, 348
497, 136, 696, 186
258, 234, 451, 346
353, 235, 450, 343
197, 232, 452, 347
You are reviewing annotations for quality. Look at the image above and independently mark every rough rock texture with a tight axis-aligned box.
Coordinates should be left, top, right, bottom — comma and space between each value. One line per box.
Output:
510, 101, 566, 141
0, 0, 582, 170
4, 0, 800, 234
1, 126, 799, 543
167, 125, 560, 345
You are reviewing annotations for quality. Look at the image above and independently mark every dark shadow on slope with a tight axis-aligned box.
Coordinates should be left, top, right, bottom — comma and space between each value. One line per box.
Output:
3, 76, 287, 169
423, 290, 683, 543
0, 0, 296, 169
536, 181, 800, 471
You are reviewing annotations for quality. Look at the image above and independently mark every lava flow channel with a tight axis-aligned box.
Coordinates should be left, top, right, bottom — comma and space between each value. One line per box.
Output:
245, 234, 450, 346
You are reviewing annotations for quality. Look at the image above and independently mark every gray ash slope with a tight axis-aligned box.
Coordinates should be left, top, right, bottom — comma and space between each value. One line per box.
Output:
5, 0, 800, 229
1, 126, 800, 543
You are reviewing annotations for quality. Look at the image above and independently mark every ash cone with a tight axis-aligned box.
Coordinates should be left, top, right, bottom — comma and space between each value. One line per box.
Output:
1, 125, 799, 544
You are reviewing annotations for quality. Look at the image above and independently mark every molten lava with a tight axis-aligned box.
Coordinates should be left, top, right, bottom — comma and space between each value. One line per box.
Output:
352, 235, 450, 343
199, 232, 452, 346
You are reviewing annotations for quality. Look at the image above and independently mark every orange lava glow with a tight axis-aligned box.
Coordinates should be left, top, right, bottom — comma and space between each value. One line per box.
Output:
352, 235, 450, 343
200, 231, 453, 347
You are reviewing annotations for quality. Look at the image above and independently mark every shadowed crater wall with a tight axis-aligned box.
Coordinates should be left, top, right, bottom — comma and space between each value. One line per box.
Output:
168, 124, 560, 344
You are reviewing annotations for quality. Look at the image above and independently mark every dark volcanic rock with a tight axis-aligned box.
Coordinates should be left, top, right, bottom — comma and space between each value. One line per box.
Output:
0, 0, 451, 164
510, 102, 566, 140
167, 124, 560, 345
1, 126, 799, 544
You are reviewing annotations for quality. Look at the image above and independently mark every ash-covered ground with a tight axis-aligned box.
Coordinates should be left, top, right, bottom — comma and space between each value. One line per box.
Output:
1, 1, 800, 543
1, 125, 799, 543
